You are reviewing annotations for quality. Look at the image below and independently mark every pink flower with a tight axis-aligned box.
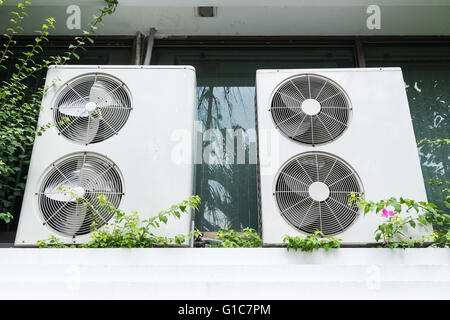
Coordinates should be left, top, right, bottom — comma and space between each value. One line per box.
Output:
381, 209, 395, 218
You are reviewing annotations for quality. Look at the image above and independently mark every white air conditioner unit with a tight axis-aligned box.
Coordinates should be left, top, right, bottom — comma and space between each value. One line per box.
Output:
256, 67, 431, 245
15, 65, 196, 247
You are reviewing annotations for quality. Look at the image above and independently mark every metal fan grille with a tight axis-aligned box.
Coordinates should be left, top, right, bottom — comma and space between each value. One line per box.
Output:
274, 152, 363, 236
37, 153, 123, 236
54, 74, 132, 145
271, 74, 351, 145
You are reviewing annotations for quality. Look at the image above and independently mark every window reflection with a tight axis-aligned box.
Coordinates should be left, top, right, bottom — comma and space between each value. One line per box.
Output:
196, 86, 258, 231
366, 45, 450, 213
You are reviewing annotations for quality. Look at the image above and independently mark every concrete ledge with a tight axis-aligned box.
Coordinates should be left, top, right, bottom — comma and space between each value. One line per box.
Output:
0, 248, 449, 299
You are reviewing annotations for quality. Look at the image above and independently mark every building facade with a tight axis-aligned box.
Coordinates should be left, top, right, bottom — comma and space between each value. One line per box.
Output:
0, 0, 449, 242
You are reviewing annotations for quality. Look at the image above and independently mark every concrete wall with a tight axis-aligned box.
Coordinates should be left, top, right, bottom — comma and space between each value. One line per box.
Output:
0, 248, 448, 299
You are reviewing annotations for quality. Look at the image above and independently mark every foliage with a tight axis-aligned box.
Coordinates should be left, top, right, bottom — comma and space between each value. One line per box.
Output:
419, 137, 450, 147
427, 230, 450, 248
206, 227, 261, 248
0, 0, 118, 223
349, 193, 450, 248
37, 195, 201, 248
0, 212, 13, 223
283, 231, 341, 252
36, 235, 76, 248
418, 137, 450, 214
427, 178, 450, 210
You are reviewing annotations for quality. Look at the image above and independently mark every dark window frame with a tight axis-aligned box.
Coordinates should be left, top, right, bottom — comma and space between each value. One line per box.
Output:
152, 35, 450, 66
0, 35, 137, 64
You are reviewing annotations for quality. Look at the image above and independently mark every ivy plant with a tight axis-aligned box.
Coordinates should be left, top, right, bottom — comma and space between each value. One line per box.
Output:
36, 235, 77, 248
419, 138, 450, 211
37, 195, 201, 248
283, 231, 341, 252
348, 193, 450, 248
419, 137, 450, 147
206, 227, 262, 248
0, 0, 118, 223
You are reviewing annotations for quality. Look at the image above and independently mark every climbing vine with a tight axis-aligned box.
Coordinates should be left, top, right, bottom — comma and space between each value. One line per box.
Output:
0, 0, 118, 223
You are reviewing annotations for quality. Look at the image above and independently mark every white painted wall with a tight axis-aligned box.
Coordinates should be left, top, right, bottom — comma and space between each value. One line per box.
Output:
0, 248, 448, 299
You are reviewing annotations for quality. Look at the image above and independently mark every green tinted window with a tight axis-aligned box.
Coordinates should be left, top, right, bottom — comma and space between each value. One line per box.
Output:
365, 44, 450, 213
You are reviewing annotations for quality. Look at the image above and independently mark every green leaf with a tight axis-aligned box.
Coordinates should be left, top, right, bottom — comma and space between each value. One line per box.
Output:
374, 231, 381, 241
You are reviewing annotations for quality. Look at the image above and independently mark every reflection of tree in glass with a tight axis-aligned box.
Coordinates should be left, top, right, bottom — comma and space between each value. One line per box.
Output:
195, 86, 258, 231
404, 68, 449, 214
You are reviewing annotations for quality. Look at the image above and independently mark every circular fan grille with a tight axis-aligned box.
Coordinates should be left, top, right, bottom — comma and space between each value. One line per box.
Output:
271, 74, 351, 145
274, 152, 364, 236
37, 153, 124, 236
54, 74, 132, 145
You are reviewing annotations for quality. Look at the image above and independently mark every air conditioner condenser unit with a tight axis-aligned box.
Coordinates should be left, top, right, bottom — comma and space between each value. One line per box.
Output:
256, 68, 431, 246
15, 65, 197, 247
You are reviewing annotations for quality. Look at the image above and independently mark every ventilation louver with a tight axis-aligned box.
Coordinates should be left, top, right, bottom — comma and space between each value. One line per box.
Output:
274, 152, 363, 236
37, 152, 123, 236
271, 74, 351, 145
54, 74, 132, 145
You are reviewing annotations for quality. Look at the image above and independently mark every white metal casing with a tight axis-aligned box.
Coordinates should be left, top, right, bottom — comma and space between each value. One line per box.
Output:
256, 67, 430, 245
15, 65, 196, 246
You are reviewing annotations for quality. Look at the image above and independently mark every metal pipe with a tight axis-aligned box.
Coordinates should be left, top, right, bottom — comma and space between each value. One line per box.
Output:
133, 32, 143, 65
143, 28, 157, 65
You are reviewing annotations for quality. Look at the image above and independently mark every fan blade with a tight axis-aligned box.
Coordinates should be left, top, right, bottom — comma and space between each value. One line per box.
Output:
89, 82, 110, 104
98, 103, 125, 110
78, 161, 88, 187
79, 82, 110, 143
44, 190, 74, 202
58, 99, 87, 117
43, 179, 86, 203
85, 189, 114, 196
280, 95, 297, 110
62, 202, 87, 235
288, 115, 311, 138
84, 116, 100, 144
77, 160, 104, 190
278, 173, 308, 194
